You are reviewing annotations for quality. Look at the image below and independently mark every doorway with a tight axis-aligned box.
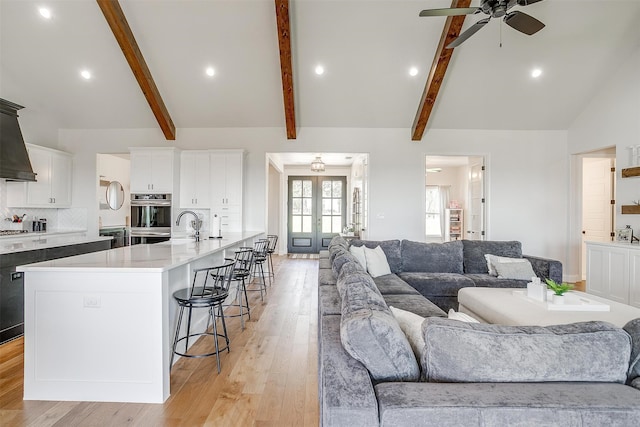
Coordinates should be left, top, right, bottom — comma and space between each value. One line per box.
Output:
425, 155, 485, 242
581, 153, 616, 280
287, 176, 346, 253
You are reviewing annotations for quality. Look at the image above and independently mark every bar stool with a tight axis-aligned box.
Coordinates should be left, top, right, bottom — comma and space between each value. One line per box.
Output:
265, 235, 278, 281
170, 261, 235, 373
249, 239, 270, 299
223, 247, 254, 330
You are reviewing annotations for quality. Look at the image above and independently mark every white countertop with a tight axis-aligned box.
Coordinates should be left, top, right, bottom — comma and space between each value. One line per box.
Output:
17, 231, 263, 273
586, 240, 640, 250
0, 231, 112, 255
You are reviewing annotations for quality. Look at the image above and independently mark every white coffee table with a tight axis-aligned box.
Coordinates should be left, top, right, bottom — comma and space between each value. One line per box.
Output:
458, 287, 640, 327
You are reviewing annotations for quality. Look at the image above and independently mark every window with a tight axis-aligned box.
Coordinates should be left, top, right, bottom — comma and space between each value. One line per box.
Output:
425, 185, 441, 237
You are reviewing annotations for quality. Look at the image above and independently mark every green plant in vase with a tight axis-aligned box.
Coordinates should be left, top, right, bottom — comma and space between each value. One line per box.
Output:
545, 278, 573, 302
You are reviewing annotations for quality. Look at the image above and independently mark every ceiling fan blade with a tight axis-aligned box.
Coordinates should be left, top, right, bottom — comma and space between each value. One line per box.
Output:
419, 7, 479, 17
504, 11, 545, 35
516, 0, 545, 6
446, 17, 491, 48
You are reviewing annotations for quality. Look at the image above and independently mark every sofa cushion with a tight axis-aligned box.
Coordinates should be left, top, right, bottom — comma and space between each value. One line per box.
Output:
464, 273, 528, 289
350, 239, 403, 274
398, 272, 475, 297
421, 318, 631, 383
382, 294, 446, 319
401, 240, 464, 274
462, 240, 522, 274
336, 262, 381, 302
340, 277, 420, 382
375, 382, 640, 427
373, 274, 421, 296
623, 318, 640, 383
321, 315, 379, 427
319, 285, 342, 316
332, 250, 358, 277
329, 235, 349, 252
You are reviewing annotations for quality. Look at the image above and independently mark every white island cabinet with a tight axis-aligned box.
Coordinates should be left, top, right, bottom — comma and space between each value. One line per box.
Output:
18, 231, 263, 403
586, 241, 640, 308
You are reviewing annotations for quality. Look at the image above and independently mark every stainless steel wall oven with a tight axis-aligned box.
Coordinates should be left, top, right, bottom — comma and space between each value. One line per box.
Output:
130, 194, 172, 244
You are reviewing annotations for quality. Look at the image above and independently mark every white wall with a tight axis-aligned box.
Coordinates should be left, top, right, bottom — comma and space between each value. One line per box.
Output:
97, 154, 130, 228
568, 44, 640, 280
57, 127, 569, 269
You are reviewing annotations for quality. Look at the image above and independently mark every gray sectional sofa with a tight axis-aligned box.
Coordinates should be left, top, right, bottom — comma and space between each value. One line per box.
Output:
318, 236, 640, 426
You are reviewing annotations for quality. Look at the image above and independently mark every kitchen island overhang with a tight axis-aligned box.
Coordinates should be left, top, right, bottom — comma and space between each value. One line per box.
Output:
17, 231, 264, 403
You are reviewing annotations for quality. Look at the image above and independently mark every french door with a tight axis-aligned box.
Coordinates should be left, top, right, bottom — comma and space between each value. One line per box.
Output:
288, 176, 346, 253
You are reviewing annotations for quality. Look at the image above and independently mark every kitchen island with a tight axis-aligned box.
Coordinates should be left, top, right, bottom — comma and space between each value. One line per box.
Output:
17, 231, 263, 403
0, 232, 112, 344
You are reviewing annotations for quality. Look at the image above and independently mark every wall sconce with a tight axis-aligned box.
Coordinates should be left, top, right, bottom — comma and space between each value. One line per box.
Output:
311, 156, 325, 172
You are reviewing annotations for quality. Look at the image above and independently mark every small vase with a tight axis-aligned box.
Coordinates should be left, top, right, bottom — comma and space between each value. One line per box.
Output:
552, 294, 565, 305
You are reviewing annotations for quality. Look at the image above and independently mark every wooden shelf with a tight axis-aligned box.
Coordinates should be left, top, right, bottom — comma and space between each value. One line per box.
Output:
621, 205, 640, 214
622, 167, 640, 178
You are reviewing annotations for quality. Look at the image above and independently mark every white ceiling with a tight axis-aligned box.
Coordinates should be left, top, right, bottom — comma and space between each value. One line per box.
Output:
1, 0, 639, 136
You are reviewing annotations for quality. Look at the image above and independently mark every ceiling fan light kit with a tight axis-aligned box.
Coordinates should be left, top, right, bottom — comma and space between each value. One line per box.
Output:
420, 0, 546, 49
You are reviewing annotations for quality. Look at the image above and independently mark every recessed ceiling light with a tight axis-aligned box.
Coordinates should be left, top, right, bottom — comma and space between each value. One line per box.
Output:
39, 7, 52, 19
80, 70, 91, 80
315, 65, 325, 76
531, 68, 542, 78
409, 67, 419, 77
205, 67, 215, 77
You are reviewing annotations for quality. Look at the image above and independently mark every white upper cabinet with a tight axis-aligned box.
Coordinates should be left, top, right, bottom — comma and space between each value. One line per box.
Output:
179, 151, 210, 208
210, 151, 243, 206
210, 150, 244, 232
129, 148, 177, 194
6, 144, 72, 208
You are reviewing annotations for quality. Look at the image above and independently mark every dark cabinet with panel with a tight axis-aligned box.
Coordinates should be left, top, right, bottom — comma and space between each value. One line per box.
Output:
0, 240, 111, 344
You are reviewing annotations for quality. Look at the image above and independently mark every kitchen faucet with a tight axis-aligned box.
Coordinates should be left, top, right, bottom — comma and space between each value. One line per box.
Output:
176, 210, 201, 242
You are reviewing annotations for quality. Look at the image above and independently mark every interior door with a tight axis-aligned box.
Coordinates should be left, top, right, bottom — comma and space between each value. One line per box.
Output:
288, 176, 346, 253
582, 157, 615, 279
467, 157, 485, 240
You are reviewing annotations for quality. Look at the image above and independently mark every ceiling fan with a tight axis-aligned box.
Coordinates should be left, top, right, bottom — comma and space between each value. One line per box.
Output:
419, 0, 545, 48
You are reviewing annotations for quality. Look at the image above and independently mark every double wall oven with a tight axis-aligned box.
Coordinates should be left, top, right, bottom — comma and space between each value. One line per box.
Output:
130, 194, 172, 245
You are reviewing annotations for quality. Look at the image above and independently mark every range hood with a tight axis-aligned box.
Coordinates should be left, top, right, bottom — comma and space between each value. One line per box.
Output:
0, 98, 36, 181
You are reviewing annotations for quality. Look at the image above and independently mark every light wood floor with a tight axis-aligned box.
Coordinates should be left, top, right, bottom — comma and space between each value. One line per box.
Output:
0, 255, 320, 427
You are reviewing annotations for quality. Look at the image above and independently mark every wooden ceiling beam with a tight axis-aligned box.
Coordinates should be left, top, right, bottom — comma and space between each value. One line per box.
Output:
411, 0, 471, 141
275, 0, 296, 139
96, 0, 176, 140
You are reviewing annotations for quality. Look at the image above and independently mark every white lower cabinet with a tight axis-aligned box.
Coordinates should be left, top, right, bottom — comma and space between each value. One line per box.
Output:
586, 241, 638, 307
6, 144, 72, 208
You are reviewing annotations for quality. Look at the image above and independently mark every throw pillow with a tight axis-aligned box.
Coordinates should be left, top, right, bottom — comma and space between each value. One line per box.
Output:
484, 254, 527, 276
447, 309, 479, 323
340, 283, 420, 382
364, 245, 392, 278
389, 306, 426, 360
349, 244, 367, 270
493, 259, 536, 280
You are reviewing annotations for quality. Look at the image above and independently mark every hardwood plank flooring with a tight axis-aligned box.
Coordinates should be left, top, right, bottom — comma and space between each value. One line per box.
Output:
0, 255, 319, 427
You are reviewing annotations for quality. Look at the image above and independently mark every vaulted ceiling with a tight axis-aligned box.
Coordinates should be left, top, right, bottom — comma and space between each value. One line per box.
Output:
1, 0, 639, 142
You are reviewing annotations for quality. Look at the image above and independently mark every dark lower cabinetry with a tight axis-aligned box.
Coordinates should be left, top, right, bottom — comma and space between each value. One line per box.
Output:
0, 240, 111, 344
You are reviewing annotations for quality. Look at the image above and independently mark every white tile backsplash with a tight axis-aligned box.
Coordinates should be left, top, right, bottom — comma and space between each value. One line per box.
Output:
0, 180, 86, 231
